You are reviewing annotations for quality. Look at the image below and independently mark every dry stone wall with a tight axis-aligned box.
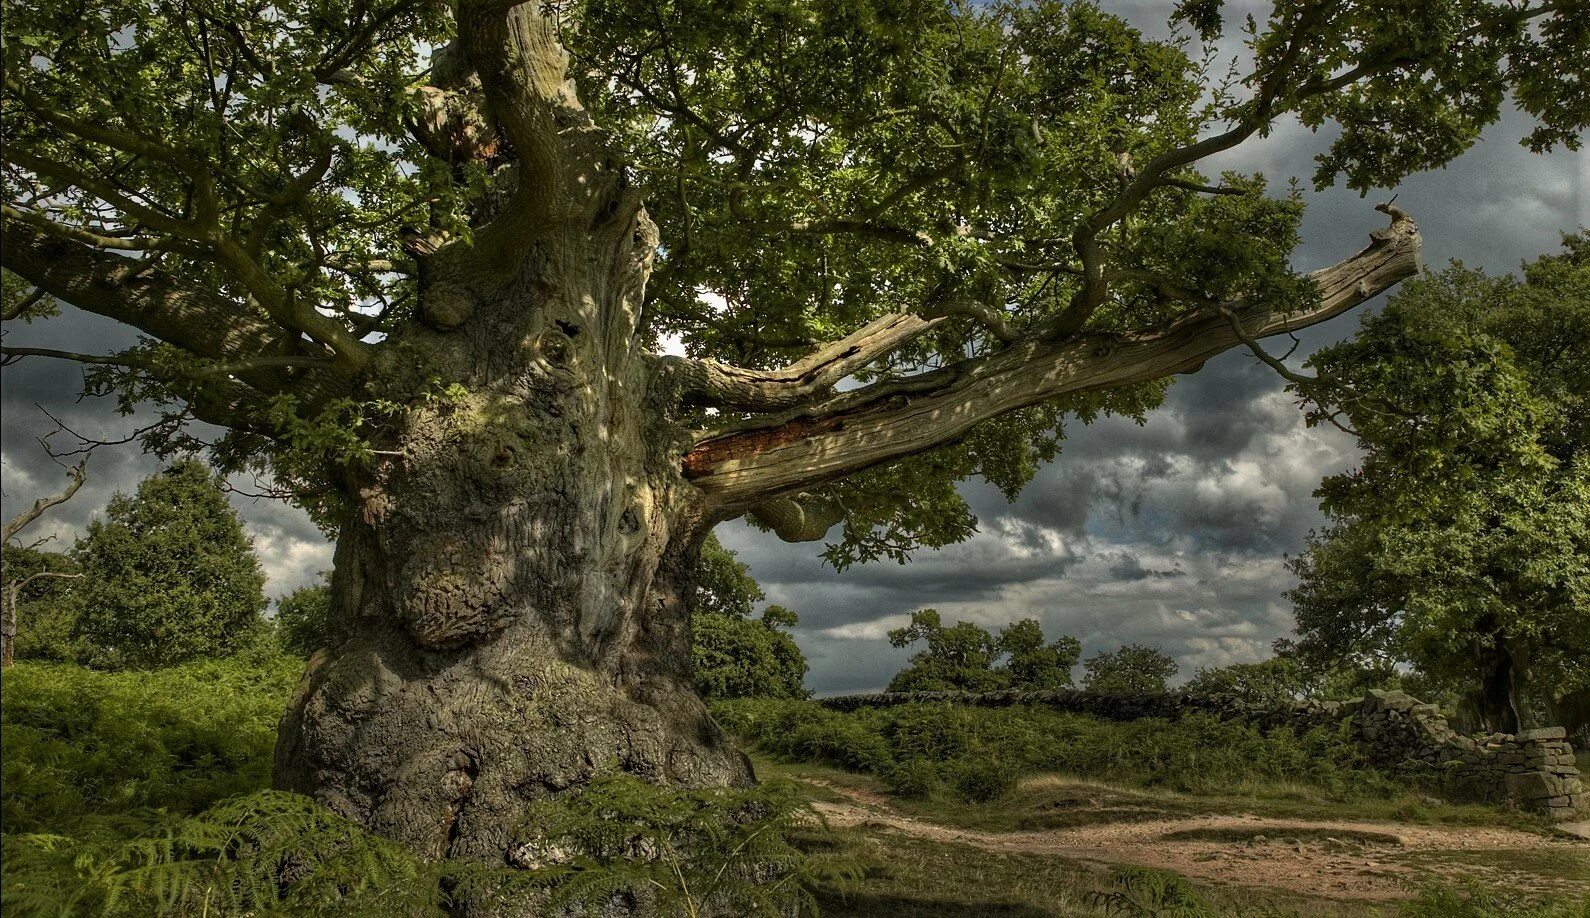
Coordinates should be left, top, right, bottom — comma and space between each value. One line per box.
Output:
818, 687, 1585, 819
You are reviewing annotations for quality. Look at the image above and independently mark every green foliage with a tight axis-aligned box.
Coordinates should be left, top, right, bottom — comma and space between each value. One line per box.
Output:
3, 790, 460, 917
886, 609, 1006, 693
1087, 866, 1219, 918
1082, 644, 1179, 695
71, 461, 269, 669
1001, 618, 1083, 690
1183, 657, 1307, 706
520, 774, 835, 917
1397, 882, 1590, 918
2, 546, 84, 664
1, 658, 301, 833
948, 758, 1021, 804
690, 534, 809, 699
1290, 238, 1590, 723
715, 698, 1404, 804
885, 611, 1081, 693
274, 578, 337, 657
693, 608, 809, 700
695, 534, 765, 619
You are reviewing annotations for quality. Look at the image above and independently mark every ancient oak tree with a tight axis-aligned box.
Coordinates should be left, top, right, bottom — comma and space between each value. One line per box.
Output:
3, 0, 1583, 876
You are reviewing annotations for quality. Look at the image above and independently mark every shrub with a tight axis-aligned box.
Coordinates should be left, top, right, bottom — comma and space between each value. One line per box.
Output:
882, 759, 941, 799
950, 758, 1019, 803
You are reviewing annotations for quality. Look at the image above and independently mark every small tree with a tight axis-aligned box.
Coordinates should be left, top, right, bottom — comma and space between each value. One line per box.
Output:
72, 460, 267, 668
690, 535, 807, 699
1082, 644, 1178, 695
274, 578, 336, 658
886, 609, 1007, 693
999, 618, 1082, 690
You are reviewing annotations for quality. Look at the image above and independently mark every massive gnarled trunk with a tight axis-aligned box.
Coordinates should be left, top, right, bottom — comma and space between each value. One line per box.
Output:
272, 196, 753, 867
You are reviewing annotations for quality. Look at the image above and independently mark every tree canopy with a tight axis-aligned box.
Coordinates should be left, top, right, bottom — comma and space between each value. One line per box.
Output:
71, 460, 268, 668
886, 609, 1081, 692
4, 0, 1581, 555
1080, 643, 1179, 695
1288, 237, 1590, 731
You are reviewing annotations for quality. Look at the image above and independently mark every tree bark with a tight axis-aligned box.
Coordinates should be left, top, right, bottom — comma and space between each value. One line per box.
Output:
272, 191, 752, 910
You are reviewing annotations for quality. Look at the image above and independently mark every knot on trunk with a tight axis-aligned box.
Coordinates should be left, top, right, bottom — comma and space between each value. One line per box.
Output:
748, 494, 846, 543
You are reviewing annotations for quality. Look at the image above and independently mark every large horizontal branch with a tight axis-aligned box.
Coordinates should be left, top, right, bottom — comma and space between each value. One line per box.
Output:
684, 209, 1421, 513
1, 221, 354, 410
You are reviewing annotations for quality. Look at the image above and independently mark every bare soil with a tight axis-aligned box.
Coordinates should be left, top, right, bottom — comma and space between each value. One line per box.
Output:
801, 775, 1590, 903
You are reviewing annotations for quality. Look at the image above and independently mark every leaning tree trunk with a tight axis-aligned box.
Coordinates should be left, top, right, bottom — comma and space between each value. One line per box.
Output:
272, 193, 752, 894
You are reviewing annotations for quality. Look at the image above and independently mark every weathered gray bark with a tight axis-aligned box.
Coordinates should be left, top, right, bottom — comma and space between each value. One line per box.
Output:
273, 179, 751, 894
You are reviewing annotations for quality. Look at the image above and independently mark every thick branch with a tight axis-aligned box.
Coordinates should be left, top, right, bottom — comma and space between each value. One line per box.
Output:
670, 312, 942, 411
684, 210, 1420, 512
455, 0, 589, 250
1, 222, 353, 412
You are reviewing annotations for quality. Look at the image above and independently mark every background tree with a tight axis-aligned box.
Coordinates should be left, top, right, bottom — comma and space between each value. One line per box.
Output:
998, 618, 1082, 690
2, 544, 83, 664
274, 578, 336, 658
72, 461, 268, 668
692, 605, 808, 701
1288, 239, 1590, 733
1081, 644, 1179, 696
1183, 656, 1307, 705
1, 454, 86, 667
886, 609, 1007, 693
689, 536, 807, 699
886, 612, 1081, 692
2, 0, 1582, 874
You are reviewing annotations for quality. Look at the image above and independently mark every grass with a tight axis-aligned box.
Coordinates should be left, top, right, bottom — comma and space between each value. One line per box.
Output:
802, 828, 1351, 918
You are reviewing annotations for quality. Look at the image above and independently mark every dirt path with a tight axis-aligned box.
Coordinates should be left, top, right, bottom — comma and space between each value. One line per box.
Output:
801, 777, 1590, 902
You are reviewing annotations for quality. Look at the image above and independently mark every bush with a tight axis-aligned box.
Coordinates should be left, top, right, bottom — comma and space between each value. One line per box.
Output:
882, 759, 941, 798
950, 758, 1019, 803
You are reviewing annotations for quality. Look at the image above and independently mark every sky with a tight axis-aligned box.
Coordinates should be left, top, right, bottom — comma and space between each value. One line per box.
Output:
2, 3, 1585, 694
